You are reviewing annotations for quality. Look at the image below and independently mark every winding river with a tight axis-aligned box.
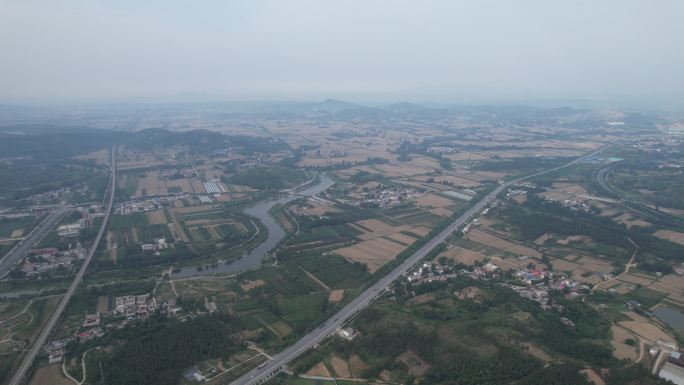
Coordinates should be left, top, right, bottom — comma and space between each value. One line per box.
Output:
171, 174, 335, 279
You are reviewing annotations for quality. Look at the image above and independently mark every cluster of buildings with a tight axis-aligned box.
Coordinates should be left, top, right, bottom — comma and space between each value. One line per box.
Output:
183, 368, 207, 383
506, 189, 527, 198
114, 293, 157, 318
28, 187, 73, 204
44, 338, 72, 364
557, 199, 592, 212
506, 284, 555, 310
426, 146, 459, 155
405, 261, 501, 286
21, 245, 86, 278
57, 219, 86, 237
115, 198, 164, 214
73, 294, 183, 345
160, 168, 197, 179
309, 149, 349, 159
357, 187, 424, 209
654, 340, 684, 384
141, 237, 169, 255
337, 327, 359, 341
510, 266, 593, 307
115, 195, 187, 215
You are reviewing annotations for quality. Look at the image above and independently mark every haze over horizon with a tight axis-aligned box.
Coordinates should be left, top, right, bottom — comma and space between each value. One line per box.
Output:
1, 0, 683, 107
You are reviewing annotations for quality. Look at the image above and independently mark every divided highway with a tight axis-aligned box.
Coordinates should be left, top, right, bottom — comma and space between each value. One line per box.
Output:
0, 207, 70, 279
8, 147, 117, 385
231, 146, 608, 385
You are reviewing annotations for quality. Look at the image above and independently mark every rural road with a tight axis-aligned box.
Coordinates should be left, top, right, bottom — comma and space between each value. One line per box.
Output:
0, 207, 70, 279
230, 146, 608, 385
8, 147, 116, 385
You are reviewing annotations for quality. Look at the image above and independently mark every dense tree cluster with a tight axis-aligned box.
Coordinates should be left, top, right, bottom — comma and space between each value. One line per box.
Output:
102, 314, 243, 385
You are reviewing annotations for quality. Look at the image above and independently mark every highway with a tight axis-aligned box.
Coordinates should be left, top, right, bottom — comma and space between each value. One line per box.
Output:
8, 147, 117, 385
230, 146, 608, 385
0, 207, 70, 279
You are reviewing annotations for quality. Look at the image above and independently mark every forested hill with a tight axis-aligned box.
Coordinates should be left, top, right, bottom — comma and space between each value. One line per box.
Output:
0, 127, 288, 160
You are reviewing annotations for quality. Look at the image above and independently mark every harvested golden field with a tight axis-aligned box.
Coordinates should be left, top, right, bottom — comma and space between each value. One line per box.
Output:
614, 213, 651, 228
146, 209, 167, 225
167, 222, 189, 242
370, 163, 433, 177
656, 275, 684, 290
439, 245, 487, 265
269, 321, 293, 338
398, 350, 431, 377
522, 343, 553, 363
330, 356, 351, 378
466, 228, 541, 257
552, 182, 589, 195
491, 256, 548, 271
334, 237, 409, 273
413, 174, 480, 188
136, 173, 166, 196
557, 235, 594, 246
29, 365, 74, 385
540, 191, 574, 201
618, 274, 654, 287
429, 207, 454, 217
96, 295, 110, 313
225, 184, 256, 193
576, 257, 614, 274
349, 355, 370, 377
105, 231, 113, 250
580, 368, 606, 385
445, 151, 489, 161
618, 320, 673, 344
294, 199, 340, 216
610, 325, 638, 361
172, 206, 217, 214
328, 289, 345, 303
511, 194, 527, 204
190, 178, 204, 193
166, 178, 195, 194
654, 230, 684, 246
572, 270, 602, 285
353, 219, 410, 240
614, 284, 636, 294
306, 362, 332, 377
415, 193, 456, 208
386, 232, 417, 246
408, 226, 431, 237
240, 279, 265, 292
467, 171, 508, 181
408, 156, 442, 169
534, 233, 553, 245
118, 159, 166, 171
73, 148, 110, 164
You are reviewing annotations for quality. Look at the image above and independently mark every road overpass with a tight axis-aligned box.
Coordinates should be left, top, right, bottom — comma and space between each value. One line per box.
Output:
0, 207, 70, 279
230, 146, 608, 385
8, 147, 117, 385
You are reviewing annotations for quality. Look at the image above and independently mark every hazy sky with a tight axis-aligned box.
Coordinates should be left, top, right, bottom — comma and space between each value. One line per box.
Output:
1, 0, 683, 103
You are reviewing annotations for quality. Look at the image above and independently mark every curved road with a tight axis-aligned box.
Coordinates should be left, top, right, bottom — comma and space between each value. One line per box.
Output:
230, 146, 609, 385
8, 147, 116, 385
597, 165, 678, 222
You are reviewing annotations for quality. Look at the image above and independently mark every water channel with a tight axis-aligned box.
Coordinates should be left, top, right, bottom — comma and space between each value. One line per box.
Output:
171, 174, 334, 278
